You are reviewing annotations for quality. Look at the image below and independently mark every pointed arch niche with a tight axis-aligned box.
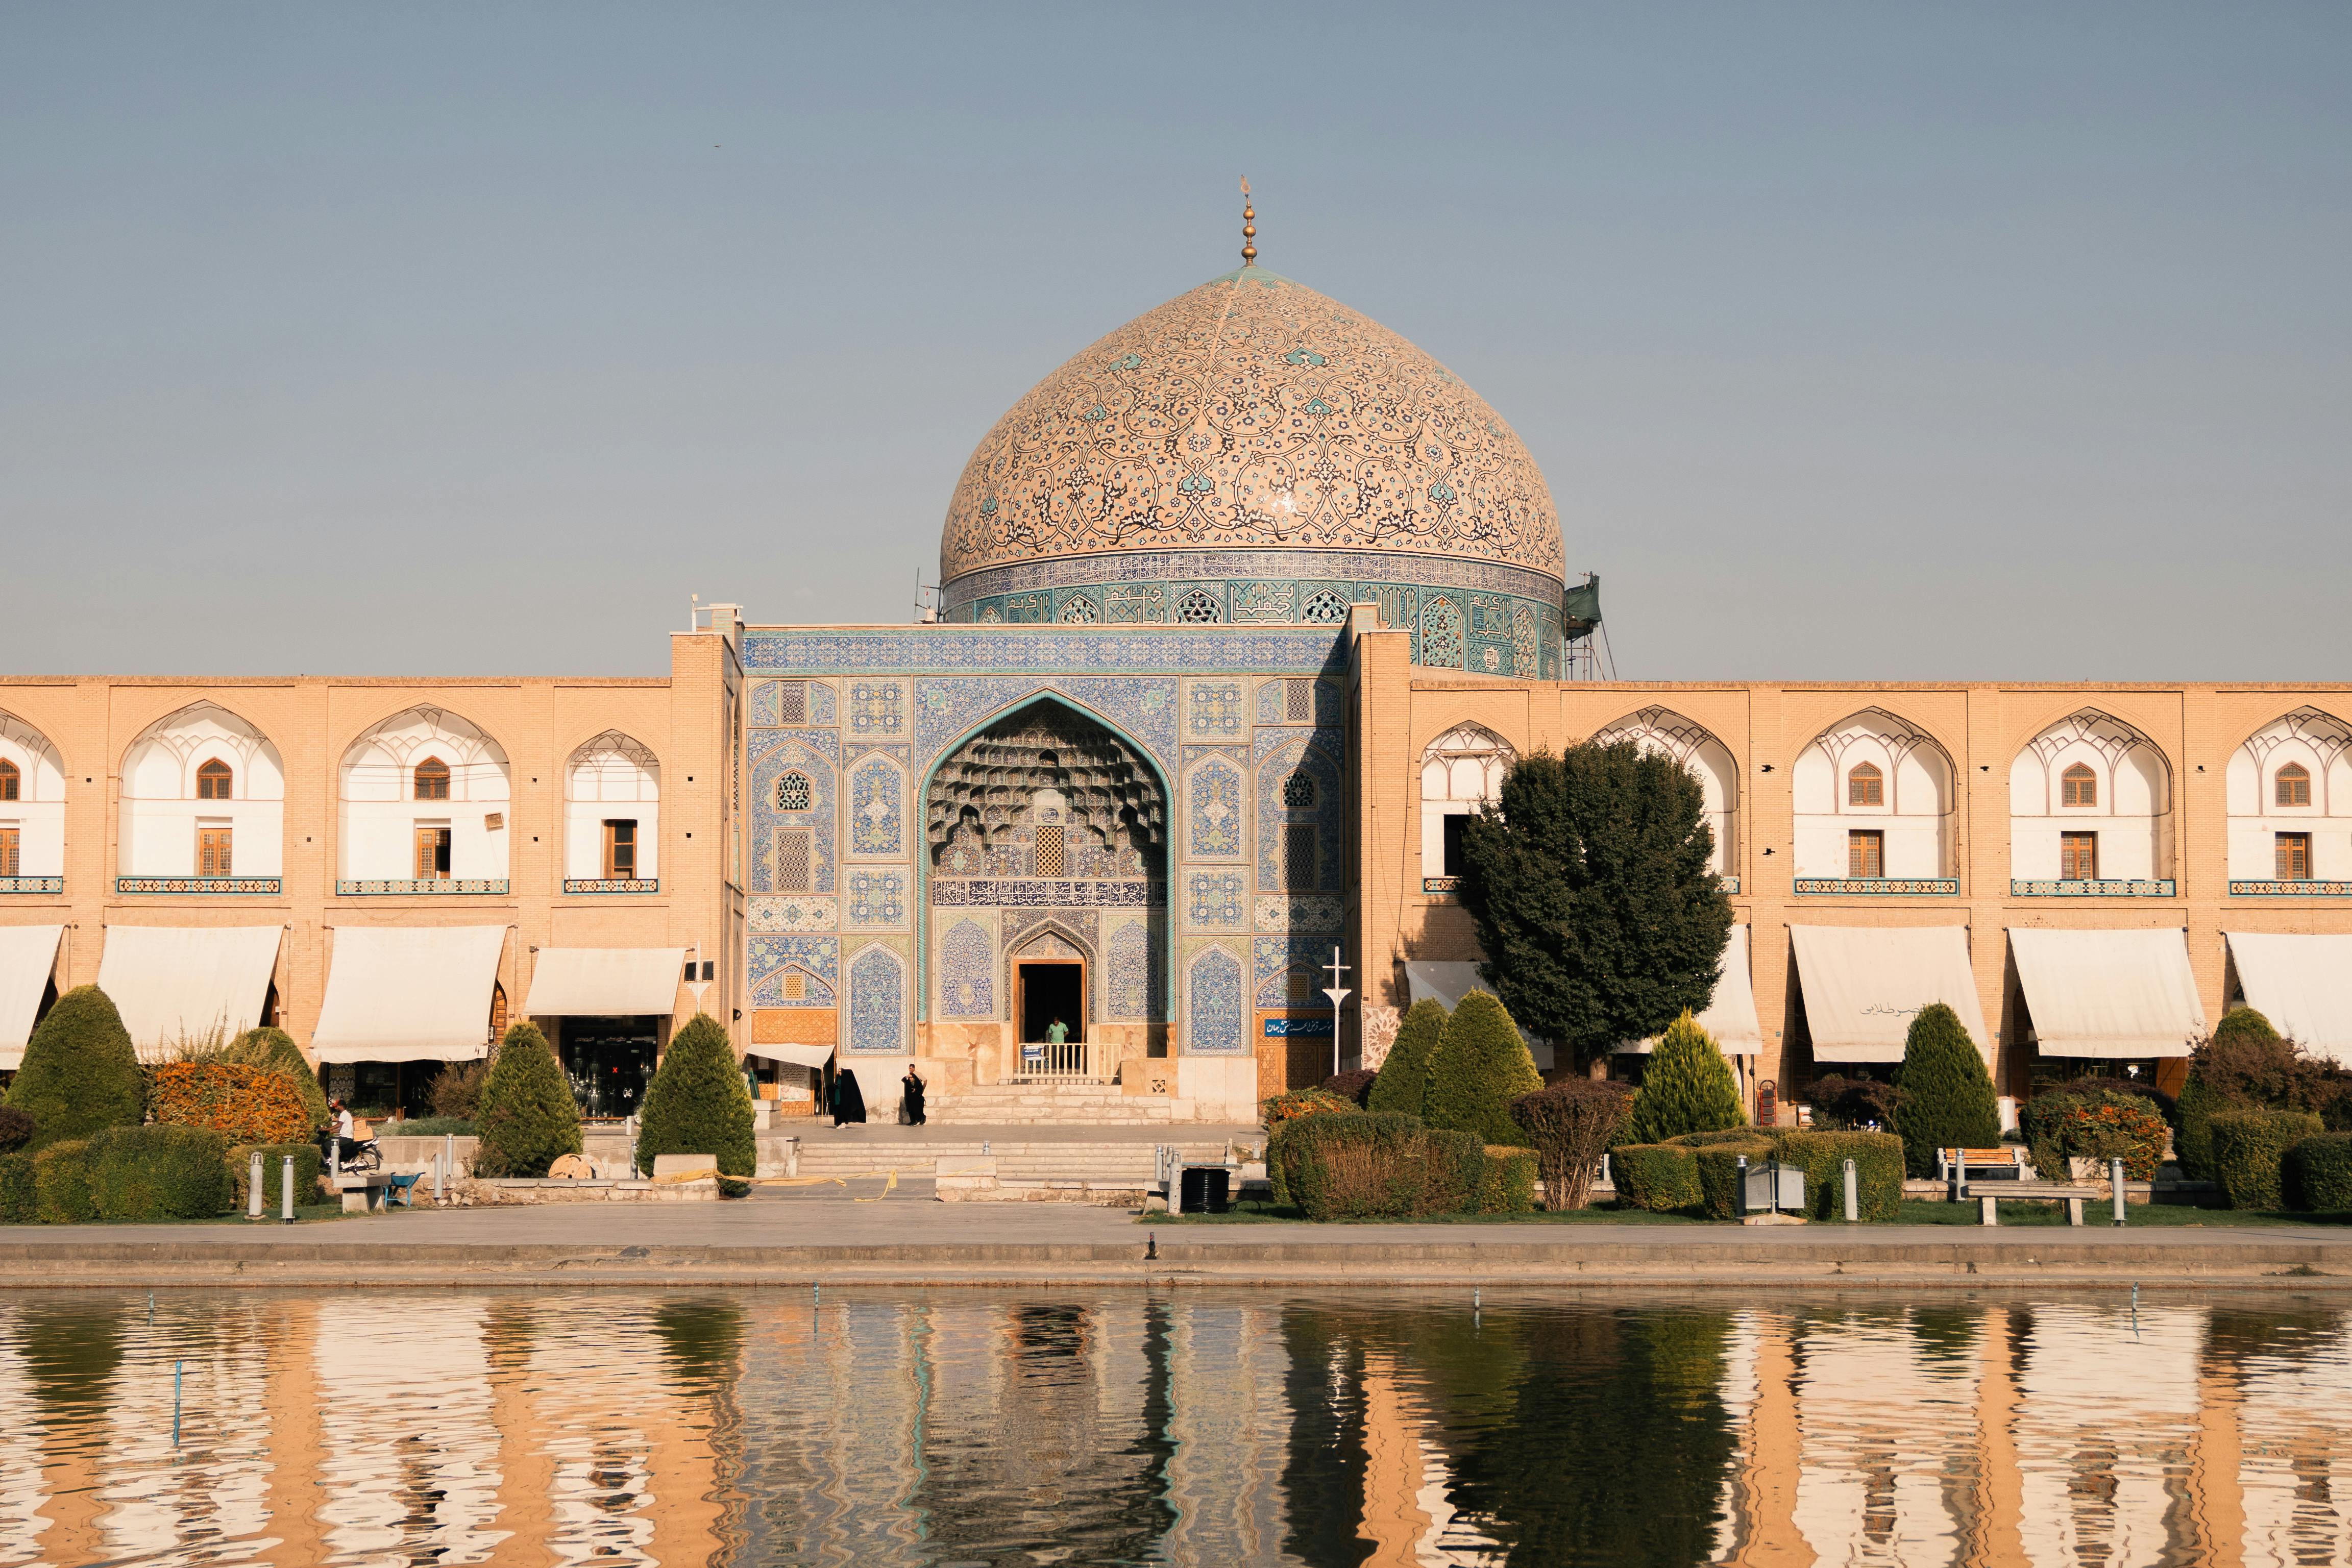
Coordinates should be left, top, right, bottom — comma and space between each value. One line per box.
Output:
2226, 707, 2352, 889
338, 707, 511, 891
2009, 709, 2174, 893
1419, 723, 1514, 893
1591, 707, 1739, 885
0, 711, 67, 889
566, 730, 660, 889
1792, 709, 1956, 889
118, 701, 285, 888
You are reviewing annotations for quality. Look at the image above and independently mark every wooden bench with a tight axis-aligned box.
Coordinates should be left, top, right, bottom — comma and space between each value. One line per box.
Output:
1939, 1146, 2028, 1191
1976, 1183, 2100, 1226
333, 1173, 394, 1214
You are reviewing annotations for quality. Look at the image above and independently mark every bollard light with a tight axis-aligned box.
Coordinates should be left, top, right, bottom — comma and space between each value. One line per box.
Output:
247, 1150, 264, 1220
1843, 1157, 1859, 1223
2111, 1155, 2128, 1228
281, 1154, 296, 1222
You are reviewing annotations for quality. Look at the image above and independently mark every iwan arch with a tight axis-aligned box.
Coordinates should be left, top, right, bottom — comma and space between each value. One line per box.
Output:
4, 241, 2348, 1124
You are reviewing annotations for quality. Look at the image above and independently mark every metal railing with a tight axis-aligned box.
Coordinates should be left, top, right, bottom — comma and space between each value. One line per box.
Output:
1015, 1037, 1094, 1081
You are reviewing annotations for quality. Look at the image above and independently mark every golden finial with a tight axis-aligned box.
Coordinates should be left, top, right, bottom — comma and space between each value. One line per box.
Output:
1240, 177, 1257, 266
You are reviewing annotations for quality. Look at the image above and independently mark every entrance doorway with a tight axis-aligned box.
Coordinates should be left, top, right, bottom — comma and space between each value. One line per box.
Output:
1018, 962, 1084, 1043
556, 1015, 660, 1120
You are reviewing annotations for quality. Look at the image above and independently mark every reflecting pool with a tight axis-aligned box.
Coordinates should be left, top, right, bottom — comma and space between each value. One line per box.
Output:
1, 1288, 2346, 1565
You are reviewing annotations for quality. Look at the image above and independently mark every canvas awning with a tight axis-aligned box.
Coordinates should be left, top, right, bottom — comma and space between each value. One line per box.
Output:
2008, 926, 2206, 1060
312, 925, 507, 1064
2224, 932, 2352, 1067
0, 926, 64, 1069
751, 1042, 835, 1070
1619, 924, 1763, 1056
1403, 960, 1555, 1069
524, 947, 685, 1017
95, 924, 284, 1059
1789, 924, 1991, 1064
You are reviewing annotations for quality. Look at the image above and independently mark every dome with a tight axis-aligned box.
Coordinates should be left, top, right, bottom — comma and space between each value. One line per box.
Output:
938, 266, 1568, 672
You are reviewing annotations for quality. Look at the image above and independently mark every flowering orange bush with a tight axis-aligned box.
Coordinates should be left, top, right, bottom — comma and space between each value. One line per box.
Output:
1262, 1086, 1357, 1129
2022, 1090, 2168, 1182
148, 1063, 312, 1147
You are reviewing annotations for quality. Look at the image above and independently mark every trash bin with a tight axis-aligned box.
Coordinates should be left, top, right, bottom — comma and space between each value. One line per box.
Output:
1179, 1166, 1231, 1214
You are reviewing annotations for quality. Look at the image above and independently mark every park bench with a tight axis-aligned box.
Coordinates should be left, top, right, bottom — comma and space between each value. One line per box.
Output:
1974, 1182, 2101, 1226
1937, 1146, 2028, 1191
333, 1172, 395, 1214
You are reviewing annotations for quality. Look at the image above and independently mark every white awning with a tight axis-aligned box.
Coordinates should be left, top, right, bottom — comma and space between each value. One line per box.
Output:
1402, 960, 1554, 1069
1620, 924, 1763, 1056
1790, 924, 1991, 1064
751, 1043, 834, 1070
2009, 926, 2206, 1060
524, 947, 686, 1017
95, 924, 284, 1060
312, 925, 507, 1064
2224, 931, 2352, 1067
0, 926, 64, 1069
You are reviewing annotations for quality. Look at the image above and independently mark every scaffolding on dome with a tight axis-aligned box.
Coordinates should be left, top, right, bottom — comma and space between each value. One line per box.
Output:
1562, 572, 1614, 680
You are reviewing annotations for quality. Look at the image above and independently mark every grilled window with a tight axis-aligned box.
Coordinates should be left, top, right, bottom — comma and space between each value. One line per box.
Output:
0, 827, 17, 877
196, 759, 233, 800
1034, 823, 1066, 877
775, 771, 812, 812
777, 682, 807, 724
2276, 763, 2312, 807
414, 758, 452, 801
2276, 832, 2313, 881
783, 970, 806, 1001
775, 828, 812, 892
1285, 679, 1314, 722
1284, 824, 1317, 891
0, 760, 17, 801
414, 826, 452, 879
2060, 764, 2097, 808
1847, 829, 1883, 878
1176, 590, 1222, 624
1282, 771, 1316, 809
603, 820, 637, 879
1847, 763, 1883, 806
2060, 831, 2098, 881
198, 826, 233, 877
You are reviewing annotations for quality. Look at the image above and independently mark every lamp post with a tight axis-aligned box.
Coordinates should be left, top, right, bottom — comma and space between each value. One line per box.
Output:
1321, 946, 1352, 1079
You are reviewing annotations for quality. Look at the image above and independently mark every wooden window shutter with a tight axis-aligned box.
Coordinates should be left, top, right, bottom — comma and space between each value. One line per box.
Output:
605, 820, 636, 878
1847, 830, 1882, 878
414, 758, 451, 801
199, 826, 233, 877
0, 827, 17, 878
2277, 833, 2312, 880
415, 827, 451, 879
2061, 764, 2097, 808
2061, 831, 2098, 880
1284, 824, 1316, 891
197, 759, 233, 800
0, 761, 17, 802
2276, 764, 2312, 807
488, 982, 507, 1042
1847, 764, 1883, 806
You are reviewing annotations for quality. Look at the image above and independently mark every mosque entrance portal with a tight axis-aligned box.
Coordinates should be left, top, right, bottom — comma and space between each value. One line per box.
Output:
1018, 961, 1084, 1045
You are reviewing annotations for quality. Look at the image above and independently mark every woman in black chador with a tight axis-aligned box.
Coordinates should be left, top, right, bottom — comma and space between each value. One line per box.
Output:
901, 1062, 927, 1126
835, 1066, 867, 1125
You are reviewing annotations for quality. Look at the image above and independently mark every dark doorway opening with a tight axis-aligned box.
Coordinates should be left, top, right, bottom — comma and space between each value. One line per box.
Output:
1018, 963, 1084, 1043
557, 1014, 660, 1119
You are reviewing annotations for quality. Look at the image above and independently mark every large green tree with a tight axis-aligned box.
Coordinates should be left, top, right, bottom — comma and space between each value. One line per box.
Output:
1456, 743, 1734, 1072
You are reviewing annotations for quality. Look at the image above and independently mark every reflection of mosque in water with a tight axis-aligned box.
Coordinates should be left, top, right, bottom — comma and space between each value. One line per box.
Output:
1, 1291, 2347, 1566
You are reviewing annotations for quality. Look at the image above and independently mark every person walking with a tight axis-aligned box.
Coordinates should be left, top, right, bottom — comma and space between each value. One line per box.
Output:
901, 1062, 927, 1126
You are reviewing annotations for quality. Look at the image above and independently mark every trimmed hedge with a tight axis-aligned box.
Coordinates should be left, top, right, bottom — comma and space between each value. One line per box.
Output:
634, 1014, 755, 1178
476, 1021, 584, 1179
1776, 1130, 1905, 1222
0, 1107, 35, 1153
1420, 1128, 1486, 1217
1688, 1137, 1779, 1220
0, 1152, 34, 1223
1893, 1002, 2000, 1178
2209, 1108, 2324, 1211
1366, 998, 1449, 1119
1610, 1143, 1701, 1212
88, 1125, 233, 1221
1478, 1148, 1537, 1214
1626, 1011, 1745, 1145
1423, 991, 1542, 1147
33, 1140, 95, 1224
2019, 1089, 2169, 1183
150, 1062, 313, 1147
227, 1143, 324, 1212
2286, 1134, 2352, 1212
6, 987, 143, 1152
1273, 1112, 1433, 1220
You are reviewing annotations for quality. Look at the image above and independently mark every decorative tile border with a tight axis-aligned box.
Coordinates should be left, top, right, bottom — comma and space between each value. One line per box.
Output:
1795, 877, 1958, 896
1719, 876, 1741, 896
564, 878, 659, 895
2230, 879, 2352, 897
336, 878, 510, 896
930, 878, 1163, 908
1422, 875, 1460, 896
117, 876, 282, 896
0, 877, 64, 895
2011, 878, 2176, 898
742, 626, 1346, 678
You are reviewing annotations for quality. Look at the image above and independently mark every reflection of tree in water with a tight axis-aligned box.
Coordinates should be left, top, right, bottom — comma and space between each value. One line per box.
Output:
1279, 1302, 1738, 1567
652, 1296, 745, 1392
18, 1303, 125, 1420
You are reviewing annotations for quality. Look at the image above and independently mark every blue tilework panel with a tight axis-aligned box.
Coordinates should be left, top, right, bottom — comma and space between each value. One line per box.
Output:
1106, 917, 1157, 1020
1254, 677, 1341, 725
849, 681, 905, 736
1186, 755, 1245, 861
846, 871, 908, 929
847, 945, 907, 1054
1254, 935, 1339, 1007
848, 755, 904, 857
749, 736, 837, 895
1187, 681, 1244, 738
1256, 731, 1343, 893
929, 878, 1160, 908
1187, 946, 1247, 1055
913, 677, 1178, 770
749, 935, 838, 1008
939, 918, 995, 1018
1186, 871, 1247, 930
742, 626, 1346, 679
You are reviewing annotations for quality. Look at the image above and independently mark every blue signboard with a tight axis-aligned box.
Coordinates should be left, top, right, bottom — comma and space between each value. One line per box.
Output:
1262, 1016, 1335, 1038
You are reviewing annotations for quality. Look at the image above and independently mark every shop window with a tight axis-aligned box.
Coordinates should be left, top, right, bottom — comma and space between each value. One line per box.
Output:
2060, 830, 2099, 880
2275, 763, 2312, 807
197, 758, 233, 800
1847, 829, 1883, 878
414, 757, 452, 801
603, 820, 637, 879
414, 826, 452, 879
2276, 832, 2313, 881
198, 825, 233, 876
1847, 763, 1883, 806
2061, 764, 2097, 808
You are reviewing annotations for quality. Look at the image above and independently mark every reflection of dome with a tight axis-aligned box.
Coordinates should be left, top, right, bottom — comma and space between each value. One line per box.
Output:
938, 265, 1568, 671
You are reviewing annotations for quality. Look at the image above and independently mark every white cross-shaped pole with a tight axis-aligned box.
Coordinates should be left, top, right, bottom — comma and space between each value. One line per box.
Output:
1321, 945, 1352, 1079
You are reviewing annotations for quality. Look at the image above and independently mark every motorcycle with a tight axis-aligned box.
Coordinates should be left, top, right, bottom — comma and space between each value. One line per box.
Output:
316, 1122, 382, 1175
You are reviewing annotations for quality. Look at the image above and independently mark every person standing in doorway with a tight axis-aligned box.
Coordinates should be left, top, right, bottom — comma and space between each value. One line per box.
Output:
1046, 1017, 1069, 1047
901, 1062, 926, 1126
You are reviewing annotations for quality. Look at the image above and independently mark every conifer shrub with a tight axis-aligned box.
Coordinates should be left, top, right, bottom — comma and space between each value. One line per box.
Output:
0, 1108, 35, 1153
1422, 991, 1543, 1147
226, 1143, 323, 1212
87, 1124, 232, 1221
1625, 1011, 1746, 1145
474, 1022, 584, 1179
1609, 1143, 1701, 1212
1891, 1003, 2000, 1178
634, 1013, 755, 1178
2208, 1108, 2323, 1211
5, 987, 143, 1152
33, 1140, 96, 1224
1689, 1137, 1778, 1220
149, 1063, 312, 1147
1775, 1130, 1905, 1221
1365, 998, 1449, 1118
0, 1153, 35, 1222
2285, 1134, 2352, 1212
1509, 1078, 1633, 1210
227, 1025, 331, 1127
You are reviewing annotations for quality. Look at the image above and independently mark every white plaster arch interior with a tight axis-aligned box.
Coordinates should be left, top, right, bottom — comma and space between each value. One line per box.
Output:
565, 730, 661, 883
2008, 708, 2173, 885
1419, 722, 1515, 888
0, 711, 68, 882
2225, 707, 2352, 883
118, 701, 285, 879
337, 706, 511, 883
1792, 708, 1954, 880
1590, 707, 1739, 877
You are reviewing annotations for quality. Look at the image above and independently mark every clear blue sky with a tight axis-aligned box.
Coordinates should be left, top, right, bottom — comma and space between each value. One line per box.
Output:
3, 5, 2345, 680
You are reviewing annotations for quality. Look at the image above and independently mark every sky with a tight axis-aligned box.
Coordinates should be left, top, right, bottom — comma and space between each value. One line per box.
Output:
2, 4, 2346, 681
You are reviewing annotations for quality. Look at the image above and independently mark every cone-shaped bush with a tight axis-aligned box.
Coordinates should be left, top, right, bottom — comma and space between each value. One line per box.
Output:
1892, 1002, 2000, 1178
1423, 991, 1544, 1147
635, 1014, 755, 1177
2177, 1006, 2285, 1181
1626, 1011, 1746, 1145
1366, 998, 1449, 1119
473, 1022, 582, 1179
5, 987, 143, 1153
231, 1025, 330, 1127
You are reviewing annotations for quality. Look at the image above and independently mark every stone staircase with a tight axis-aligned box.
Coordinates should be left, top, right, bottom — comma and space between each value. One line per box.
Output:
927, 1080, 1181, 1125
